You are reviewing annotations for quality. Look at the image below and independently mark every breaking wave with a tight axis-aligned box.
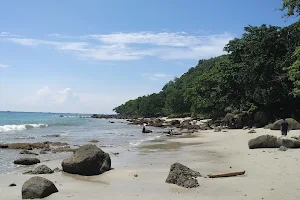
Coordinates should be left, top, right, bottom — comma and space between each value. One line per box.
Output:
0, 124, 48, 133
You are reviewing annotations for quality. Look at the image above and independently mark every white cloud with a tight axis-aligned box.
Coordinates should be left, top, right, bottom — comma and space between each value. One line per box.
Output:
33, 86, 80, 110
142, 73, 171, 80
3, 31, 234, 61
0, 63, 10, 68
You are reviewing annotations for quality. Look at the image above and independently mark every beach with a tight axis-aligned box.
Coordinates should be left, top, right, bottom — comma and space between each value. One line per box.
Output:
1, 127, 300, 199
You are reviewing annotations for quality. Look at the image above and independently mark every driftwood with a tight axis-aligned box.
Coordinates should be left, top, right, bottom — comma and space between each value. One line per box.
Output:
208, 170, 245, 178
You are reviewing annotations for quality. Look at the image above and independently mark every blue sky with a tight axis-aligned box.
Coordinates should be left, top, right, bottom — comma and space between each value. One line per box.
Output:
0, 0, 297, 113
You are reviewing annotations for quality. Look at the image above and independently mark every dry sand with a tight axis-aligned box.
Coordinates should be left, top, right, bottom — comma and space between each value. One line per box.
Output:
1, 128, 300, 199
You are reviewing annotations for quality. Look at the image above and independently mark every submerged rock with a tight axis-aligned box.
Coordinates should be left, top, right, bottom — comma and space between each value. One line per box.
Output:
14, 158, 40, 165
20, 150, 38, 156
166, 163, 201, 188
22, 176, 58, 199
248, 135, 280, 149
31, 165, 53, 174
52, 146, 74, 153
61, 144, 111, 176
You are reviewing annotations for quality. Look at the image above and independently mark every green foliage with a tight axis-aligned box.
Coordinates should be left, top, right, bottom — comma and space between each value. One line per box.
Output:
114, 20, 300, 119
280, 0, 300, 17
288, 46, 300, 96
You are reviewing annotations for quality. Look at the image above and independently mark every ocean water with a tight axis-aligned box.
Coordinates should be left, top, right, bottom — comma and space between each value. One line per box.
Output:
0, 111, 164, 173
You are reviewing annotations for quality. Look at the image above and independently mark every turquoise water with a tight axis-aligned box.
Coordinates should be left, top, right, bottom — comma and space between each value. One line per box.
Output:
0, 111, 163, 173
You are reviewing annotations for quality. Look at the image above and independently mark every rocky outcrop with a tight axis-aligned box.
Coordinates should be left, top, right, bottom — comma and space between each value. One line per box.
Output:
248, 135, 280, 149
22, 176, 58, 199
14, 158, 40, 165
166, 163, 201, 188
52, 146, 74, 153
20, 150, 38, 156
269, 118, 300, 130
31, 165, 53, 174
61, 144, 111, 176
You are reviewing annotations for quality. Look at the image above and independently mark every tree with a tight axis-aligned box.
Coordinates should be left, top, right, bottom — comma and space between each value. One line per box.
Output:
288, 46, 300, 96
280, 0, 300, 17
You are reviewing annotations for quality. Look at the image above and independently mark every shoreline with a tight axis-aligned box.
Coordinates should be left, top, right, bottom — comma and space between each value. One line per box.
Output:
1, 123, 300, 199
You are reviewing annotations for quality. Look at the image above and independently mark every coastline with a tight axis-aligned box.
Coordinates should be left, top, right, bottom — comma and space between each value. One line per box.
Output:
1, 126, 300, 199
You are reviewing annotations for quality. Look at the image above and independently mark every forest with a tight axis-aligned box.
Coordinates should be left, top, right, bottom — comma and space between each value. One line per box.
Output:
113, 0, 300, 124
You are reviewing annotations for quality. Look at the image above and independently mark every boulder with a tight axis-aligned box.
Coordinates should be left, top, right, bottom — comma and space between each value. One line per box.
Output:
248, 135, 280, 149
14, 158, 40, 165
166, 163, 201, 188
254, 111, 270, 127
22, 176, 58, 199
269, 118, 300, 130
61, 144, 111, 176
277, 137, 300, 148
31, 165, 53, 174
20, 150, 38, 156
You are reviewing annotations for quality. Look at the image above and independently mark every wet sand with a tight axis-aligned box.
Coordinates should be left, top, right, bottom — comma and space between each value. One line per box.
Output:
1, 128, 300, 199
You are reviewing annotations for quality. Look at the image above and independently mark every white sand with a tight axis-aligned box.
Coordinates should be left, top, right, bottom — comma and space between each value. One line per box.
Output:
1, 128, 300, 199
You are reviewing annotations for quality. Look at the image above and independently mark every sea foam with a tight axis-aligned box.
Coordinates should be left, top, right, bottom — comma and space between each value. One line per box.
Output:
0, 124, 48, 133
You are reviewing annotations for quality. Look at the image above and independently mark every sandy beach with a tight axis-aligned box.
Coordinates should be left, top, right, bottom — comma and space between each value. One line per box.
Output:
1, 128, 300, 199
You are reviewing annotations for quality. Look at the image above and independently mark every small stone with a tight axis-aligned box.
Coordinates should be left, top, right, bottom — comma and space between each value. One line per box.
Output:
134, 174, 138, 177
279, 146, 288, 151
9, 183, 16, 187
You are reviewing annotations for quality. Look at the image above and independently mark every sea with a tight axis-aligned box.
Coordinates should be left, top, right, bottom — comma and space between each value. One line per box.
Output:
0, 111, 164, 173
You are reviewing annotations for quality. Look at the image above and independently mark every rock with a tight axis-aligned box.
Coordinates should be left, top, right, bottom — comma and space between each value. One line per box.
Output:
14, 158, 40, 165
109, 121, 115, 123
43, 134, 60, 137
31, 165, 53, 174
20, 150, 38, 156
142, 129, 152, 133
52, 146, 74, 153
278, 146, 288, 151
112, 152, 119, 155
59, 115, 64, 117
8, 142, 49, 150
89, 140, 99, 143
248, 129, 256, 134
166, 162, 201, 188
170, 120, 181, 126
9, 183, 17, 187
254, 111, 270, 127
248, 135, 280, 149
269, 118, 300, 130
0, 144, 9, 148
277, 137, 300, 148
22, 176, 58, 199
45, 141, 68, 146
61, 144, 111, 176
39, 150, 48, 154
214, 127, 221, 132
53, 167, 61, 173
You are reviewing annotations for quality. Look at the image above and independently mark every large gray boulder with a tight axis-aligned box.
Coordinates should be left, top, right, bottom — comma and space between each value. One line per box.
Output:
277, 137, 300, 148
61, 144, 111, 176
166, 163, 201, 188
248, 135, 280, 149
14, 158, 40, 165
22, 176, 58, 199
270, 118, 300, 130
31, 165, 53, 174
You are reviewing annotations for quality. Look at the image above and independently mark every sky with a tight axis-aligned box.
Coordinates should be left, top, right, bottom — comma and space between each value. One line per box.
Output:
0, 0, 297, 114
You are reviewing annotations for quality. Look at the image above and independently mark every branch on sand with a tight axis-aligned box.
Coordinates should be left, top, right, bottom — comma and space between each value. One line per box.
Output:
208, 170, 245, 178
